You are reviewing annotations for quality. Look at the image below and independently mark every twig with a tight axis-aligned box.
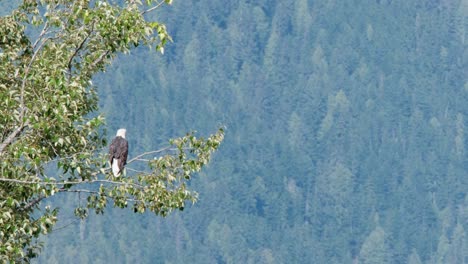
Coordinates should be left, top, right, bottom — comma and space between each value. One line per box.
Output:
90, 50, 110, 69
52, 219, 80, 232
126, 146, 174, 164
0, 121, 29, 155
126, 168, 147, 173
20, 195, 46, 211
67, 28, 91, 75
31, 21, 50, 50
134, 158, 150, 162
141, 0, 166, 15
59, 189, 99, 194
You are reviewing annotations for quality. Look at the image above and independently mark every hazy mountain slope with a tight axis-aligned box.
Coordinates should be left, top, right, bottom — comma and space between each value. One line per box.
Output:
10, 0, 465, 263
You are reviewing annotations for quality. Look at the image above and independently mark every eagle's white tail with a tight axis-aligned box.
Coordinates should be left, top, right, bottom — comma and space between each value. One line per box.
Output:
112, 158, 120, 177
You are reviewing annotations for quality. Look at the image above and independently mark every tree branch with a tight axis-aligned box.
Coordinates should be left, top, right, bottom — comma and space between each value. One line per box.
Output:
0, 121, 29, 155
5, 145, 188, 210
20, 188, 100, 212
32, 21, 50, 50
126, 146, 192, 164
141, 1, 166, 15
126, 168, 147, 173
0, 21, 72, 154
19, 181, 143, 212
20, 22, 57, 119
9, 25, 58, 155
58, 188, 141, 203
21, 186, 143, 212
127, 146, 173, 164
90, 50, 110, 70
20, 194, 47, 212
52, 219, 80, 232
0, 178, 144, 189
67, 28, 91, 76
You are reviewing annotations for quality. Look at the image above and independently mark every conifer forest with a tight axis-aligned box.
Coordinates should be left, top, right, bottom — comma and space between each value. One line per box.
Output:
1, 0, 467, 263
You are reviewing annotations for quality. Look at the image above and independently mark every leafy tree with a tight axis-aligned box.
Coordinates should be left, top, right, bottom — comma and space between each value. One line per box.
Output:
0, 0, 223, 261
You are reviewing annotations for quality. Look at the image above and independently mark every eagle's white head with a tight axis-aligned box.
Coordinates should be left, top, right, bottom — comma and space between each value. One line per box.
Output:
116, 128, 127, 138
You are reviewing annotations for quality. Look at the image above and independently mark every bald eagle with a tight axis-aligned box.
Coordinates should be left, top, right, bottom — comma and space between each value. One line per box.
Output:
109, 128, 128, 177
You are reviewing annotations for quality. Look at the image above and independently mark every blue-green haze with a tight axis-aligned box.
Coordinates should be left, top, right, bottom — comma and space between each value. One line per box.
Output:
18, 0, 468, 263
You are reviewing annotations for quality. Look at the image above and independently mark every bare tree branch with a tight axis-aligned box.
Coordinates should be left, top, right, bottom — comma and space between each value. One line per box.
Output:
141, 0, 166, 15
126, 168, 147, 173
31, 20, 50, 50
52, 219, 80, 232
126, 147, 192, 164
126, 146, 173, 164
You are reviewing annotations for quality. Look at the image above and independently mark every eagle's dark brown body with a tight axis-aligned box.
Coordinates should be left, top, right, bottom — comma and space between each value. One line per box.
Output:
109, 129, 128, 177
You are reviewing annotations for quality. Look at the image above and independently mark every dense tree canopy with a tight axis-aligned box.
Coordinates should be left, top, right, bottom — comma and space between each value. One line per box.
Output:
0, 0, 223, 261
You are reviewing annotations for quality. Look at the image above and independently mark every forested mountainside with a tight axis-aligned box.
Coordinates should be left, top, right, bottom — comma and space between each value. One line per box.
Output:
3, 0, 464, 263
